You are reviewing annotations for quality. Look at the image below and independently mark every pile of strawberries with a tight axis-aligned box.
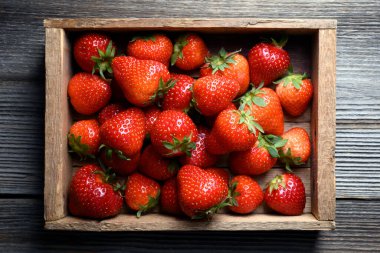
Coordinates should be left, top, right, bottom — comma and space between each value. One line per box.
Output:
67, 32, 313, 220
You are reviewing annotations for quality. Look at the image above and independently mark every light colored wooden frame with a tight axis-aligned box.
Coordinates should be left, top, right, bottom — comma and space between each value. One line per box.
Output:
44, 18, 336, 231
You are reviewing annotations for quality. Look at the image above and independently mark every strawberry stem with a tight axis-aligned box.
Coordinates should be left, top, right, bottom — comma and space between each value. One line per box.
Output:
91, 40, 115, 80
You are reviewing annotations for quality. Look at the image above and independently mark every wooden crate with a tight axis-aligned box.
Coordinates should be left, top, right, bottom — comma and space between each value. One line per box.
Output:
44, 18, 336, 231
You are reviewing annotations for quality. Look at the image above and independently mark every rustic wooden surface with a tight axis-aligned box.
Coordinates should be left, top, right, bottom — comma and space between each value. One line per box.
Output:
0, 0, 379, 251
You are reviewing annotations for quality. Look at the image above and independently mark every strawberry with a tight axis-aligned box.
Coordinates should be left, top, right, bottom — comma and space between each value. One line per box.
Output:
144, 106, 161, 138
162, 73, 194, 112
151, 110, 198, 157
210, 109, 262, 153
68, 72, 112, 115
127, 34, 173, 66
98, 103, 125, 125
125, 173, 160, 217
177, 165, 229, 219
68, 119, 100, 159
73, 33, 116, 79
68, 164, 123, 219
112, 56, 171, 107
229, 175, 263, 214
180, 126, 218, 168
280, 127, 311, 171
160, 178, 183, 215
193, 75, 240, 116
100, 148, 140, 176
100, 108, 146, 157
275, 72, 313, 117
264, 173, 306, 215
206, 168, 230, 185
171, 34, 208, 70
200, 48, 250, 96
204, 102, 237, 127
248, 38, 290, 86
139, 145, 179, 181
229, 134, 287, 176
240, 84, 284, 136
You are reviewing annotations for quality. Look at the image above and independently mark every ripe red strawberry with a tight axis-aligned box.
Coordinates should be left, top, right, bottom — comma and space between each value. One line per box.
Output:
100, 108, 146, 157
210, 109, 261, 153
74, 33, 116, 79
160, 178, 183, 216
151, 110, 198, 157
112, 56, 170, 107
68, 119, 100, 159
171, 34, 208, 70
229, 175, 263, 214
144, 105, 161, 138
205, 130, 228, 155
200, 48, 250, 96
264, 173, 306, 215
280, 127, 311, 171
229, 134, 287, 176
162, 73, 194, 112
127, 34, 173, 66
100, 148, 140, 176
204, 102, 237, 127
68, 72, 112, 115
139, 145, 179, 181
177, 165, 229, 219
206, 168, 230, 185
125, 173, 160, 217
193, 75, 240, 116
240, 85, 284, 136
68, 164, 123, 219
275, 73, 313, 117
248, 38, 290, 86
180, 126, 218, 168
98, 103, 125, 125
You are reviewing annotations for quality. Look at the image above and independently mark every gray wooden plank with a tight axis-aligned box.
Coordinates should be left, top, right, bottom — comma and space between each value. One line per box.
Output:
0, 198, 379, 252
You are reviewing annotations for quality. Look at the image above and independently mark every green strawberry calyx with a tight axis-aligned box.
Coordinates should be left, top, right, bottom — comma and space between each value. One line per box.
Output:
227, 181, 240, 207
273, 72, 308, 90
130, 34, 156, 42
171, 35, 189, 66
91, 40, 116, 80
258, 133, 288, 158
68, 133, 95, 160
99, 144, 131, 161
238, 110, 264, 135
136, 190, 160, 218
267, 175, 286, 195
203, 48, 241, 74
162, 134, 196, 157
238, 82, 267, 110
167, 160, 180, 174
152, 78, 177, 107
271, 36, 288, 48
279, 147, 304, 172
93, 162, 126, 195
191, 197, 232, 220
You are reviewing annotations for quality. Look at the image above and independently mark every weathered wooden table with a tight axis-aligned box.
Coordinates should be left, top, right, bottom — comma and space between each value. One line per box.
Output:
1, 1, 379, 251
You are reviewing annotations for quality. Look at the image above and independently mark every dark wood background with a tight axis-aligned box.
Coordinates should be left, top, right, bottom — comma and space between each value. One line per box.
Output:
1, 0, 379, 252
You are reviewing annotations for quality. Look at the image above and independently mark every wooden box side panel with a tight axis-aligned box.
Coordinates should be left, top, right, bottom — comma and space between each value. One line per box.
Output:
311, 29, 336, 221
44, 28, 72, 221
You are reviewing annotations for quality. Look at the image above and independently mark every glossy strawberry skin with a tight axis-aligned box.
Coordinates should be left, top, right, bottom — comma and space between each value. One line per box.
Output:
68, 164, 123, 219
243, 87, 284, 136
177, 165, 228, 218
281, 127, 311, 163
264, 173, 306, 215
127, 34, 173, 66
180, 126, 218, 168
162, 73, 194, 112
68, 72, 112, 115
68, 119, 100, 156
139, 145, 177, 181
229, 141, 277, 176
229, 175, 264, 214
98, 103, 125, 125
200, 53, 250, 96
144, 106, 161, 138
193, 75, 240, 116
125, 173, 160, 212
172, 34, 208, 70
160, 178, 183, 215
205, 131, 229, 155
206, 168, 230, 185
112, 56, 170, 107
248, 42, 290, 86
100, 108, 146, 157
276, 78, 313, 117
74, 33, 114, 73
204, 102, 237, 127
151, 110, 198, 157
100, 150, 140, 176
